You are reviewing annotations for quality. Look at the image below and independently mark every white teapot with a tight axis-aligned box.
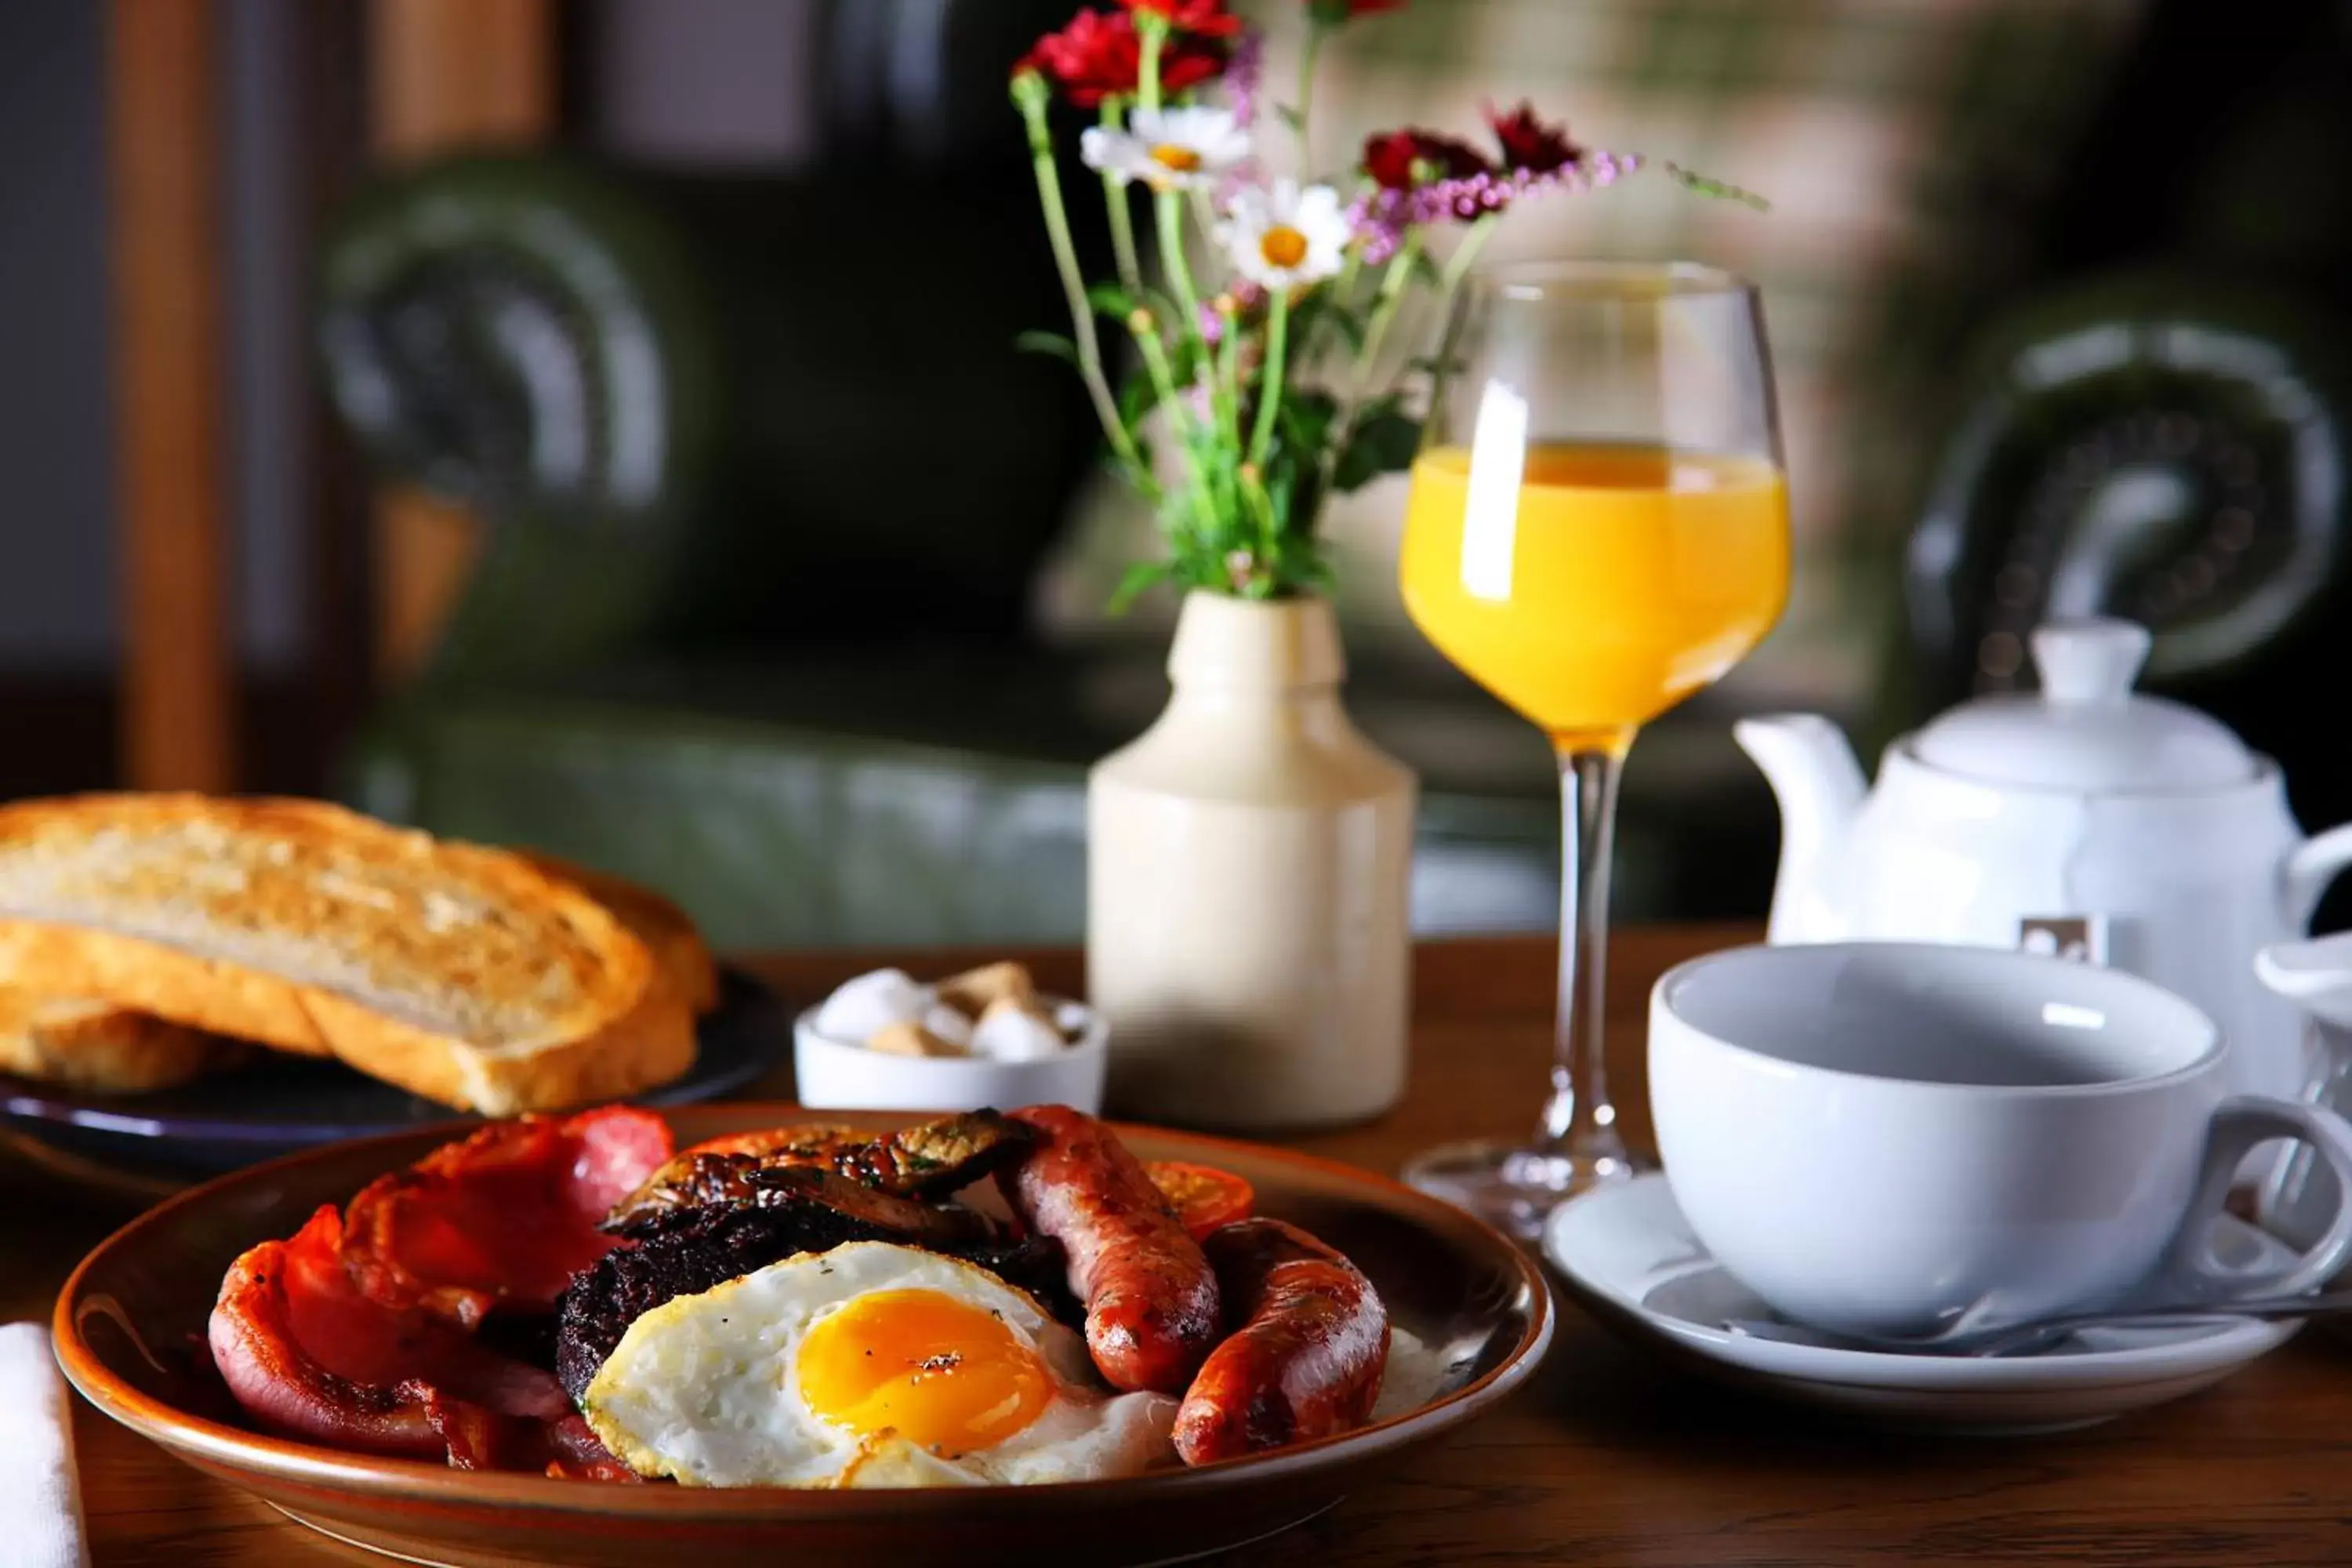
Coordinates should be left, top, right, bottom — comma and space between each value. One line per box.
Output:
1736, 617, 2352, 1100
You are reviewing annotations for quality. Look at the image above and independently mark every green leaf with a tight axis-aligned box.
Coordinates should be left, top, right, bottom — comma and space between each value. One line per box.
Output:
1275, 104, 1305, 131
1165, 332, 1205, 387
1277, 388, 1340, 459
1088, 282, 1143, 321
1118, 365, 1161, 428
1662, 162, 1771, 212
1014, 330, 1077, 365
1108, 560, 1172, 615
1334, 408, 1422, 492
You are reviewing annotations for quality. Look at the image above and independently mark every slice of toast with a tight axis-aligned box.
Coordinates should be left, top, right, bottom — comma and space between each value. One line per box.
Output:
0, 794, 694, 1116
524, 855, 720, 1016
0, 839, 717, 1105
0, 986, 238, 1093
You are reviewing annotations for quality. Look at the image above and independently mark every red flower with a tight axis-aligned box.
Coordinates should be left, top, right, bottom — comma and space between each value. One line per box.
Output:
1487, 101, 1581, 173
1020, 9, 1228, 107
1362, 129, 1492, 191
1121, 0, 1245, 37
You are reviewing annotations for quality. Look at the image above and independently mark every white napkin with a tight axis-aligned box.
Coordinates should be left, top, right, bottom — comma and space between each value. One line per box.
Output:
0, 1323, 89, 1568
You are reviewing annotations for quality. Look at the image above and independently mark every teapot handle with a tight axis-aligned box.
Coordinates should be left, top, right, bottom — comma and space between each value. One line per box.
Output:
2285, 824, 2352, 928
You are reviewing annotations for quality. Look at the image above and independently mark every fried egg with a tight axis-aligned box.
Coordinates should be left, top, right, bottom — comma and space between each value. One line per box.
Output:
581, 1241, 1178, 1487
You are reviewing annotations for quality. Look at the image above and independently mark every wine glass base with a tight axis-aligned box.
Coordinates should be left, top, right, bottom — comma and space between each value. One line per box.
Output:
1403, 1136, 1641, 1242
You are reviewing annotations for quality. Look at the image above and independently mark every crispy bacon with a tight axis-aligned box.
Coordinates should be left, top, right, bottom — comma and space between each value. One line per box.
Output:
344, 1106, 673, 1323
209, 1107, 673, 1473
417, 1389, 640, 1481
209, 1207, 573, 1457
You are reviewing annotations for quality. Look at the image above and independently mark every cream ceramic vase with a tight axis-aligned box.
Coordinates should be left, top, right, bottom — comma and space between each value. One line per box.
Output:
1087, 591, 1416, 1130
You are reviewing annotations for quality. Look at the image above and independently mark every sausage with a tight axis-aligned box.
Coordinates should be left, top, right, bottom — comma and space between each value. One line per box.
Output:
1173, 1218, 1389, 1465
999, 1105, 1221, 1395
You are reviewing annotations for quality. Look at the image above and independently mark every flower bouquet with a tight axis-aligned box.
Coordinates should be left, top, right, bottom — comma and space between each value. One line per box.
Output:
1029, 0, 1762, 1131
1010, 0, 1757, 606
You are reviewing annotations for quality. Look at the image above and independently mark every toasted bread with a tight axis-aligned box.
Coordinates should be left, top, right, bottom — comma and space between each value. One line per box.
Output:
0, 985, 238, 1093
0, 794, 694, 1116
522, 854, 720, 1015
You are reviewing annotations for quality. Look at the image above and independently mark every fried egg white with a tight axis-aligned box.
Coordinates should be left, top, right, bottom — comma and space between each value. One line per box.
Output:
581, 1241, 1178, 1487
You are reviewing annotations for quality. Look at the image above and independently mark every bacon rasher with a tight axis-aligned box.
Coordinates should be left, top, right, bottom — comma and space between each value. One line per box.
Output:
208, 1107, 672, 1470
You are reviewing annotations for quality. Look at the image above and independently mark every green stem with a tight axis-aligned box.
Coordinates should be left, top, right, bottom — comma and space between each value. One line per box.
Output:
1133, 17, 1210, 390
1138, 16, 1165, 113
1100, 99, 1142, 293
1312, 234, 1421, 499
1128, 315, 1192, 440
1213, 307, 1243, 449
1436, 214, 1500, 299
1155, 191, 1205, 338
1250, 289, 1291, 468
1352, 230, 1424, 387
1018, 84, 1152, 492
1239, 464, 1279, 589
1127, 311, 1215, 535
1294, 23, 1324, 169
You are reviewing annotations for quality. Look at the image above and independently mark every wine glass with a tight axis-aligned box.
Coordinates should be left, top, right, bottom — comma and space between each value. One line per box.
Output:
1397, 261, 1791, 1239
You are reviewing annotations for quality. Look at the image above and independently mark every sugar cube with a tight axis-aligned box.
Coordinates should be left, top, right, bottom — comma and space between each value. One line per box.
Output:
970, 996, 1065, 1062
814, 967, 928, 1042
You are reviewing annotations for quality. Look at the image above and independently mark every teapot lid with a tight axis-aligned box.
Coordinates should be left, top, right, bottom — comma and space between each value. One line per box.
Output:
1907, 619, 2257, 793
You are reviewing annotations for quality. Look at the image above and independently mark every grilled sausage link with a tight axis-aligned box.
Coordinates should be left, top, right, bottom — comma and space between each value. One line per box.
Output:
1173, 1218, 1390, 1465
1000, 1105, 1221, 1395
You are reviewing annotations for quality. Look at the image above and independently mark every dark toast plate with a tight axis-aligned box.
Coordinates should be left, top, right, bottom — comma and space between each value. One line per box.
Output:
56, 1105, 1551, 1568
0, 969, 789, 1176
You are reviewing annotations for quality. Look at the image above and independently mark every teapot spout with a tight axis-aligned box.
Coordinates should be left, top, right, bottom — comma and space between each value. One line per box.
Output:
1734, 713, 1868, 943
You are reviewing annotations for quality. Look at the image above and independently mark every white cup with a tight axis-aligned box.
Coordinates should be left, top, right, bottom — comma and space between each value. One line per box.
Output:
1649, 942, 2352, 1340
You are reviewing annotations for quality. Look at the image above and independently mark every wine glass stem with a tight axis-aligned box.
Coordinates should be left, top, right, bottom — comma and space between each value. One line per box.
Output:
1542, 741, 1632, 1167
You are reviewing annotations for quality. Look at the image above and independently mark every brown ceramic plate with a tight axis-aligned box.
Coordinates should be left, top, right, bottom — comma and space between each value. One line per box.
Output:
56, 1105, 1552, 1568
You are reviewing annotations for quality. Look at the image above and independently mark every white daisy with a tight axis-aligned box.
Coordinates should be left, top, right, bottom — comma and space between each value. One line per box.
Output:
1080, 106, 1251, 194
1218, 180, 1349, 291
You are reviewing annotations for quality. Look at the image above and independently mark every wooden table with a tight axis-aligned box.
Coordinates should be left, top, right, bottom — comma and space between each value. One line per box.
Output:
12, 927, 2352, 1566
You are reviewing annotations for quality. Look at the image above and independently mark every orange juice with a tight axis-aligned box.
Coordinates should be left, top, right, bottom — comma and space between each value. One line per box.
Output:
1399, 444, 1789, 750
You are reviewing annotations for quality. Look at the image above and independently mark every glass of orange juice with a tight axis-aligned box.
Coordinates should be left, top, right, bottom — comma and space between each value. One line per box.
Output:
1399, 261, 1791, 1238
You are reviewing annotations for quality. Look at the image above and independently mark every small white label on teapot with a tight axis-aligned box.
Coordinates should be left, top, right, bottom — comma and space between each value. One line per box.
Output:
2019, 916, 2108, 964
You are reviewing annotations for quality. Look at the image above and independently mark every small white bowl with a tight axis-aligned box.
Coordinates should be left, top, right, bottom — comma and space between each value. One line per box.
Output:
793, 996, 1107, 1115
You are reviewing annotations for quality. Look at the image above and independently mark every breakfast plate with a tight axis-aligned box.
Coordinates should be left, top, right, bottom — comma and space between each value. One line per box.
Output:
1544, 1173, 2300, 1434
2, 971, 791, 1176
56, 1104, 1552, 1568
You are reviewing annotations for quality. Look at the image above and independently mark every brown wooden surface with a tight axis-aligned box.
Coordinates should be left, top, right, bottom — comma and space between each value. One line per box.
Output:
14, 928, 2352, 1566
365, 0, 554, 679
107, 0, 233, 792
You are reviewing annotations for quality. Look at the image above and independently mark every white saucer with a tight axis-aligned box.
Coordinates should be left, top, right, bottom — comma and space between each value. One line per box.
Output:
1542, 1173, 2302, 1434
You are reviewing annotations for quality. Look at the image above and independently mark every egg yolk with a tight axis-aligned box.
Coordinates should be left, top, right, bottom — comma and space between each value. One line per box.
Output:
796, 1289, 1052, 1457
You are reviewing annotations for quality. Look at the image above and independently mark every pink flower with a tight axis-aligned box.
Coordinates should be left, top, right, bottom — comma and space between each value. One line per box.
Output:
1348, 148, 1643, 260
